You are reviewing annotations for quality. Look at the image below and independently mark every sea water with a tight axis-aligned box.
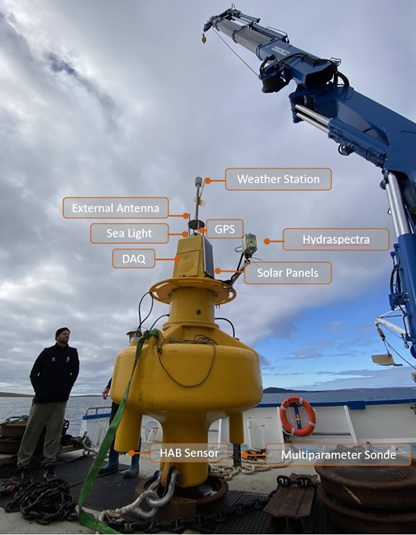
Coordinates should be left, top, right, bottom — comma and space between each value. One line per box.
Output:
2, 396, 416, 457
0, 396, 110, 436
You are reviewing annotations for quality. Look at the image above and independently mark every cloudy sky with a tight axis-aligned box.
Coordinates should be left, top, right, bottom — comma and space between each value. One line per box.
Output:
1, 0, 416, 396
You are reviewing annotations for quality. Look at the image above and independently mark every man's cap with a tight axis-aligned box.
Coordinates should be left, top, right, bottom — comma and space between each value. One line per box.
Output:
55, 327, 70, 339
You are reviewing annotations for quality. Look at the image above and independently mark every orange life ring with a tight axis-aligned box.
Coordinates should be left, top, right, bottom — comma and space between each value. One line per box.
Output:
279, 395, 316, 437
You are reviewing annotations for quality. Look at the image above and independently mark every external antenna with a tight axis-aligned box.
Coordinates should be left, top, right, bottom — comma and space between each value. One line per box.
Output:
188, 176, 206, 235
194, 176, 203, 222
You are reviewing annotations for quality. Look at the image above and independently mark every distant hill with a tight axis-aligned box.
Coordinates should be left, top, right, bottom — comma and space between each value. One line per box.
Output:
262, 386, 416, 404
263, 387, 298, 393
263, 386, 416, 394
263, 387, 327, 393
0, 392, 100, 398
0, 392, 31, 397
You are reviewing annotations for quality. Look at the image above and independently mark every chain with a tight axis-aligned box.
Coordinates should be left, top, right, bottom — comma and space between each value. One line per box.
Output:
101, 474, 318, 533
4, 478, 77, 524
75, 431, 98, 457
210, 460, 271, 480
99, 468, 180, 524
276, 474, 318, 489
104, 493, 272, 534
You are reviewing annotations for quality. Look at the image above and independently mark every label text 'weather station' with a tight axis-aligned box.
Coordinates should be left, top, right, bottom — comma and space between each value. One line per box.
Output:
225, 168, 331, 190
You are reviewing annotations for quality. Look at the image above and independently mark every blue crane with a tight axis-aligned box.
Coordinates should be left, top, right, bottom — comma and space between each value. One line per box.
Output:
204, 7, 416, 358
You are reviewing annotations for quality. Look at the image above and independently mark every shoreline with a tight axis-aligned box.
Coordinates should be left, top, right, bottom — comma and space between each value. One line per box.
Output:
0, 393, 102, 398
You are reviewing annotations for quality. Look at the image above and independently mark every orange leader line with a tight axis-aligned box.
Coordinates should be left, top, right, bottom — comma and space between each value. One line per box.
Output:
242, 451, 267, 459
128, 449, 150, 456
268, 240, 285, 243
209, 179, 226, 183
156, 258, 177, 261
217, 269, 243, 273
168, 213, 190, 218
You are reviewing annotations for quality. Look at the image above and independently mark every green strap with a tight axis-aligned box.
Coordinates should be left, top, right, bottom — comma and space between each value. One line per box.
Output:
77, 330, 159, 534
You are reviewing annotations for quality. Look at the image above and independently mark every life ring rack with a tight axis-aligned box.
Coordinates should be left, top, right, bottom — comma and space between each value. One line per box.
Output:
280, 395, 316, 437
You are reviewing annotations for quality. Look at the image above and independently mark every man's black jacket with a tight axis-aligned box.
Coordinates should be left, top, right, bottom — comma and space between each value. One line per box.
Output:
30, 344, 79, 403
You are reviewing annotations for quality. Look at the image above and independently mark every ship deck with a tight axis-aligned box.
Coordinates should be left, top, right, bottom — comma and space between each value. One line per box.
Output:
0, 451, 332, 534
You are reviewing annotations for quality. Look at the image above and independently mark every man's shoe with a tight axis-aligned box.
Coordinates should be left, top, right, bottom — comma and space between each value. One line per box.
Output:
99, 446, 119, 475
98, 462, 119, 475
122, 467, 139, 479
11, 466, 28, 483
43, 465, 57, 480
122, 453, 139, 478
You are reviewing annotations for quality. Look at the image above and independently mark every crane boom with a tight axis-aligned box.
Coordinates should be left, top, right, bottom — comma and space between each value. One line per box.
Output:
204, 7, 416, 357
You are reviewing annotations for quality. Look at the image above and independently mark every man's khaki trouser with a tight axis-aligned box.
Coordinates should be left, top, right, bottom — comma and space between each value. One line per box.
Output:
17, 401, 67, 467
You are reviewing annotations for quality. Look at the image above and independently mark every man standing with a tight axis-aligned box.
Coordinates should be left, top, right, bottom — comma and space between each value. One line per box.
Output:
14, 327, 79, 480
99, 328, 141, 478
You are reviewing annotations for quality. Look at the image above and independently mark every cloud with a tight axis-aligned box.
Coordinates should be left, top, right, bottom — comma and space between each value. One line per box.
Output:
0, 0, 415, 398
330, 321, 344, 332
45, 51, 118, 129
296, 365, 416, 390
258, 353, 272, 368
315, 369, 376, 377
291, 348, 324, 360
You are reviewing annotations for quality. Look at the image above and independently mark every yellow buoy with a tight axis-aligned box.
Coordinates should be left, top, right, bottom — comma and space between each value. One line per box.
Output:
111, 183, 262, 488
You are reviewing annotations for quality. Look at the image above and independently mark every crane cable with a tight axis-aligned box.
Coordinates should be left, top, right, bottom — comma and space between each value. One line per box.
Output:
377, 326, 416, 370
384, 339, 416, 370
203, 29, 258, 77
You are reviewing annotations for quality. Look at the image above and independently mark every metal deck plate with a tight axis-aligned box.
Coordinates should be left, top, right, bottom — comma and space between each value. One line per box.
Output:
212, 491, 269, 533
1, 456, 340, 533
